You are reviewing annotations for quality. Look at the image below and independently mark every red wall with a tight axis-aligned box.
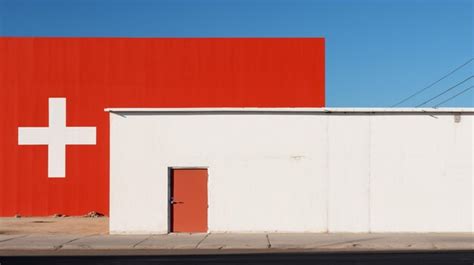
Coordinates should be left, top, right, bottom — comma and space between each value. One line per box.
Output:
0, 38, 325, 216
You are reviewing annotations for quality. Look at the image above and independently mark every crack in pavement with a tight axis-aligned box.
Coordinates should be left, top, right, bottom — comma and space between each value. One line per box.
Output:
54, 233, 101, 251
133, 235, 153, 248
265, 234, 272, 249
0, 235, 28, 243
53, 237, 83, 251
195, 233, 210, 249
315, 236, 385, 248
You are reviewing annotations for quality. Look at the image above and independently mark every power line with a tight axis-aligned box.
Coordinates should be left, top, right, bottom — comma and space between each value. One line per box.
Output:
391, 58, 473, 107
434, 85, 474, 107
415, 75, 473, 107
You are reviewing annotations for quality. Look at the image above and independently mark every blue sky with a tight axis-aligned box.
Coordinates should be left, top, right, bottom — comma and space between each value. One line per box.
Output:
0, 0, 472, 107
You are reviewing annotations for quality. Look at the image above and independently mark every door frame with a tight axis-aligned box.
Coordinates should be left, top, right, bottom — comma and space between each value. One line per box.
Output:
167, 166, 209, 233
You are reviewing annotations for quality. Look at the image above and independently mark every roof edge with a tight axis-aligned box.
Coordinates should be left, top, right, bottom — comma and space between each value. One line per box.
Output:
104, 107, 474, 113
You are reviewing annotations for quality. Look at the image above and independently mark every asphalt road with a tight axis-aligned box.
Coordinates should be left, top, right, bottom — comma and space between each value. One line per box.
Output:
1, 251, 473, 265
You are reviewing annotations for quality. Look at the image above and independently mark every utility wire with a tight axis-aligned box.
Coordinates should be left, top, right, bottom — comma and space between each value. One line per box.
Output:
434, 85, 474, 107
391, 58, 473, 107
415, 75, 473, 107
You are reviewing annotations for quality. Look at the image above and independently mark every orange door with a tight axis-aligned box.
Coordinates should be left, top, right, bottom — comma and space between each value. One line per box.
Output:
171, 169, 208, 233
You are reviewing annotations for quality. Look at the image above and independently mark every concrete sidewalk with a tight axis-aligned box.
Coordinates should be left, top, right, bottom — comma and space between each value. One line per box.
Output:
0, 218, 472, 255
0, 232, 472, 255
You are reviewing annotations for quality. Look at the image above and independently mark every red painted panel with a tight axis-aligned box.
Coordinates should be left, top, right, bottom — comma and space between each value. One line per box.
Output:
171, 169, 208, 233
0, 37, 325, 216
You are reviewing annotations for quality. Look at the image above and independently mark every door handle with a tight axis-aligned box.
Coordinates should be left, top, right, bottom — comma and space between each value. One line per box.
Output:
170, 199, 183, 204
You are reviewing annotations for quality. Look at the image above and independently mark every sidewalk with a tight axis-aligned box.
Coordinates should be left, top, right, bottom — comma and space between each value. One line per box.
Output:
0, 217, 472, 255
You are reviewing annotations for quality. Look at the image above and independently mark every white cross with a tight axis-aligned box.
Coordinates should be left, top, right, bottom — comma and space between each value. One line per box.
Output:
18, 98, 96, 178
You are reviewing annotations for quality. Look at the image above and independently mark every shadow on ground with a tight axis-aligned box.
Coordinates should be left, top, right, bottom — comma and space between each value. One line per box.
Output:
1, 251, 473, 265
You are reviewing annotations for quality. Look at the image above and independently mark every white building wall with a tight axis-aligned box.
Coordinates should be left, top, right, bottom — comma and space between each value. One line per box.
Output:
327, 115, 370, 232
109, 110, 473, 234
369, 115, 472, 232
